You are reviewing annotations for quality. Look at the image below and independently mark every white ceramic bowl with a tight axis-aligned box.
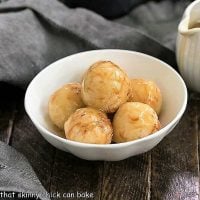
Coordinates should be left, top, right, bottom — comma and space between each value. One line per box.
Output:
25, 49, 187, 161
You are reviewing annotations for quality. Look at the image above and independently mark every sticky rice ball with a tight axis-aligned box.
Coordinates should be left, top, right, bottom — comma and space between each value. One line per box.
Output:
113, 102, 160, 143
48, 83, 84, 129
129, 79, 162, 114
81, 61, 130, 113
64, 107, 113, 144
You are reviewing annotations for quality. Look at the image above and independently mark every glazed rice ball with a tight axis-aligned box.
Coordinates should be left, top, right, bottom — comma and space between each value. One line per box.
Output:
113, 102, 160, 143
81, 61, 130, 113
48, 83, 84, 129
129, 79, 162, 114
64, 107, 113, 144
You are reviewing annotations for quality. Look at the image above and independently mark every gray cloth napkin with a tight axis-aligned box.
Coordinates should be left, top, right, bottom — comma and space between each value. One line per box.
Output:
0, 141, 49, 200
0, 0, 190, 89
0, 0, 190, 199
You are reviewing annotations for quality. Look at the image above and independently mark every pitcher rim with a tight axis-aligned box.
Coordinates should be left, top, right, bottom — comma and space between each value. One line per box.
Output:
178, 0, 200, 35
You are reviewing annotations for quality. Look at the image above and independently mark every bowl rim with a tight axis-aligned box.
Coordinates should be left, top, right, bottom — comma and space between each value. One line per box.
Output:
24, 49, 188, 149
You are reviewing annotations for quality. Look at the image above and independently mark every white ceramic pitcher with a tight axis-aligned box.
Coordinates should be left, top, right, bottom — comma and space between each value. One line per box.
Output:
176, 0, 200, 92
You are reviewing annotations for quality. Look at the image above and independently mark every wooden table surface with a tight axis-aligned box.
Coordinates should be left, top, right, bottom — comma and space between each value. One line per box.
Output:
0, 84, 199, 200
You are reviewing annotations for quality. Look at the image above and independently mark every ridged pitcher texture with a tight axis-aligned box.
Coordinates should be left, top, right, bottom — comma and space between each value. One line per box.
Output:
176, 0, 200, 92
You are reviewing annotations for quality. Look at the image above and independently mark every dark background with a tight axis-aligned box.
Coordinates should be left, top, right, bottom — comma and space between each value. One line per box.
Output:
59, 0, 194, 19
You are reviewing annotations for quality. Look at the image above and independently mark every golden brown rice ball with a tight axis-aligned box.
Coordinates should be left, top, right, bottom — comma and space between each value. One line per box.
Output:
129, 79, 162, 114
48, 83, 84, 129
64, 107, 113, 144
113, 102, 160, 143
81, 61, 130, 113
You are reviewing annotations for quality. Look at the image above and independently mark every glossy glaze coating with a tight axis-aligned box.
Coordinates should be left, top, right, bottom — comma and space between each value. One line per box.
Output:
81, 61, 130, 113
113, 102, 160, 143
64, 107, 113, 144
48, 83, 84, 129
129, 79, 162, 114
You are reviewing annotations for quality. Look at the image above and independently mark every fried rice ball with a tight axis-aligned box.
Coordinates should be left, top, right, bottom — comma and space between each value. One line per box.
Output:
129, 79, 162, 114
81, 61, 130, 113
113, 102, 161, 143
48, 83, 84, 129
64, 107, 113, 144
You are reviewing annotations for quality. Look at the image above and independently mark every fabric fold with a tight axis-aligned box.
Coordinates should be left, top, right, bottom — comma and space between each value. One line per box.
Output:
0, 0, 177, 89
0, 141, 50, 200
